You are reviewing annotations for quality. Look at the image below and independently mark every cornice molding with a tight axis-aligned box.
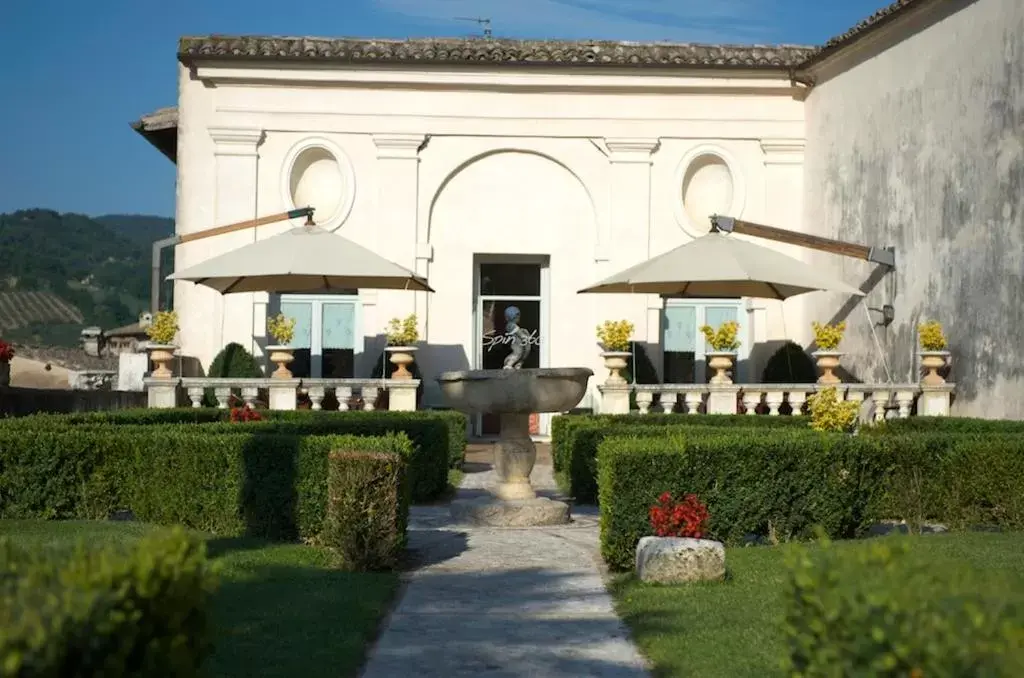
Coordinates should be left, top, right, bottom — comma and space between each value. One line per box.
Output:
372, 133, 429, 160
760, 138, 805, 165
209, 127, 264, 157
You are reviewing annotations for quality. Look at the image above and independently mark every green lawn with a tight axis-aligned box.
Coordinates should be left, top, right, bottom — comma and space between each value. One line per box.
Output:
0, 520, 400, 678
611, 532, 1024, 678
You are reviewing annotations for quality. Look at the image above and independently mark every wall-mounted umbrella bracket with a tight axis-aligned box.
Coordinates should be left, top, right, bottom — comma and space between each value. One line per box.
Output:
150, 207, 316, 312
710, 215, 896, 268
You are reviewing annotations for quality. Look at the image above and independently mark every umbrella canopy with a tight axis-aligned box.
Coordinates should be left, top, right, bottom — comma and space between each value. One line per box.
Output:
577, 232, 864, 299
168, 225, 434, 293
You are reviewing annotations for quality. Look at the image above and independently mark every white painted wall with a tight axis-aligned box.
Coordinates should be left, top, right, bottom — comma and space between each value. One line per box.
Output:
173, 62, 808, 406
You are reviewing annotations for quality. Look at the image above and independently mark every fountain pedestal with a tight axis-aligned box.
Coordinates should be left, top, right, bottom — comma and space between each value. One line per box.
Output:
438, 367, 593, 527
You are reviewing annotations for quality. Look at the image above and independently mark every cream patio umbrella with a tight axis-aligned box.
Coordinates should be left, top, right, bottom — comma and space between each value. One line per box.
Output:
168, 224, 433, 293
577, 231, 863, 299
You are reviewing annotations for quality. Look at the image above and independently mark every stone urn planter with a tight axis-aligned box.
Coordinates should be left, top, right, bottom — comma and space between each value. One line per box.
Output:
635, 537, 726, 584
812, 351, 844, 385
919, 350, 950, 386
146, 343, 176, 379
0, 361, 9, 387
266, 345, 295, 379
706, 352, 736, 384
385, 346, 417, 379
600, 350, 632, 385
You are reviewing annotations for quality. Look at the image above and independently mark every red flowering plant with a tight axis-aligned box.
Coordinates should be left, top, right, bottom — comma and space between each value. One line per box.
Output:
649, 492, 710, 539
0, 340, 14, 363
229, 405, 262, 423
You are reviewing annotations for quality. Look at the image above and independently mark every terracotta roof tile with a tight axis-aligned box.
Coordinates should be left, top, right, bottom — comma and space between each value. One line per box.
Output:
801, 0, 934, 67
178, 36, 815, 69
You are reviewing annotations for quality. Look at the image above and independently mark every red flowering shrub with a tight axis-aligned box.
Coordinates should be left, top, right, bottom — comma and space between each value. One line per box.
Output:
229, 406, 262, 423
649, 492, 710, 538
0, 340, 14, 363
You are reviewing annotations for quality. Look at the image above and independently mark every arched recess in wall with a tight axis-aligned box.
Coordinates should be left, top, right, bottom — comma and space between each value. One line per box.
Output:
426, 148, 598, 244
672, 144, 746, 239
280, 136, 356, 231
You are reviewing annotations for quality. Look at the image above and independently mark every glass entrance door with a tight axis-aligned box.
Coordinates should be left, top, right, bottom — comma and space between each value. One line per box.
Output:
474, 260, 547, 437
663, 299, 746, 383
275, 293, 360, 378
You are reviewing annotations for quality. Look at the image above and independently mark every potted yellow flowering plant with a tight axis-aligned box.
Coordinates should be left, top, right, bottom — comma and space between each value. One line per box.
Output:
384, 314, 419, 379
700, 320, 740, 384
144, 310, 178, 379
917, 320, 949, 386
266, 313, 297, 379
811, 321, 846, 385
596, 320, 634, 384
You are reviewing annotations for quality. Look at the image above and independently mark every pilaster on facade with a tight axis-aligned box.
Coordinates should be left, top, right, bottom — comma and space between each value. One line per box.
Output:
208, 128, 264, 157
604, 138, 661, 164
372, 133, 429, 160
759, 138, 805, 166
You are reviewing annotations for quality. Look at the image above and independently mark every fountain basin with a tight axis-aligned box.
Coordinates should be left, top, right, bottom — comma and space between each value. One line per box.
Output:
436, 367, 593, 414
438, 367, 593, 527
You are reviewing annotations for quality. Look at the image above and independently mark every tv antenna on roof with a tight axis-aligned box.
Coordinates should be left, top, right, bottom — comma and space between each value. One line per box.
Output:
454, 16, 492, 38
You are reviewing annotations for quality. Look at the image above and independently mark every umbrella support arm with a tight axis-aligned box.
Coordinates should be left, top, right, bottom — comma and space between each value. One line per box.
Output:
711, 216, 896, 268
150, 207, 316, 313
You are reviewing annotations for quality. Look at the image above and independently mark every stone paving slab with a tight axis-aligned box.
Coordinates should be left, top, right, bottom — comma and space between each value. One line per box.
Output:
359, 446, 650, 678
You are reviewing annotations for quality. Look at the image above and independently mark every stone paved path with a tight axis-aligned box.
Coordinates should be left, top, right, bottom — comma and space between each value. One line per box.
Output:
358, 444, 651, 678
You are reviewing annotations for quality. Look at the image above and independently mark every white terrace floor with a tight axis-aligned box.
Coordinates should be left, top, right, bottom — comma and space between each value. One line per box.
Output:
359, 445, 651, 678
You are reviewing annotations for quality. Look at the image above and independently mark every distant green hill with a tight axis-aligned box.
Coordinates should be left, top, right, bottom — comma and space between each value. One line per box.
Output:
0, 209, 174, 347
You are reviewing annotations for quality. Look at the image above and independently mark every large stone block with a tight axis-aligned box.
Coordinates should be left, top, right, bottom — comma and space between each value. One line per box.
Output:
635, 536, 726, 584
450, 496, 570, 527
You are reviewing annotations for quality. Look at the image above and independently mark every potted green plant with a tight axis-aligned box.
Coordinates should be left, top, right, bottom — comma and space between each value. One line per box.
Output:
917, 320, 949, 386
596, 320, 634, 384
266, 313, 297, 379
811, 321, 846, 385
384, 314, 419, 379
0, 339, 14, 387
144, 310, 178, 379
700, 321, 740, 384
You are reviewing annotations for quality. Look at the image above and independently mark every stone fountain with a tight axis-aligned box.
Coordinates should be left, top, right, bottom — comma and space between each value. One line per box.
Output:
438, 306, 593, 527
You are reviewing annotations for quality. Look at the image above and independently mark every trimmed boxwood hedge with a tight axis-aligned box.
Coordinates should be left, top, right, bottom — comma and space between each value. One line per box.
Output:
596, 429, 1024, 571
0, 427, 414, 542
0, 408, 467, 499
551, 413, 807, 502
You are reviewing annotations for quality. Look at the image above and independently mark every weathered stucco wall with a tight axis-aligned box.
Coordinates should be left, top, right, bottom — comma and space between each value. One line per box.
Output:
803, 0, 1024, 418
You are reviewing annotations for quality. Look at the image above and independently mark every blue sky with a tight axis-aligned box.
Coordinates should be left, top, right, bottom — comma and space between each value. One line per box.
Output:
0, 0, 889, 219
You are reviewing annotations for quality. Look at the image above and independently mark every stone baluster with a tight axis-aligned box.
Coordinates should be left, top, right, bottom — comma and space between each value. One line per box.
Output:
240, 386, 258, 408
214, 387, 231, 409
335, 386, 353, 412
895, 390, 916, 418
362, 387, 379, 411
683, 391, 702, 415
742, 390, 762, 415
308, 387, 325, 411
635, 391, 653, 415
871, 390, 891, 423
764, 390, 784, 416
788, 390, 808, 416
187, 387, 204, 408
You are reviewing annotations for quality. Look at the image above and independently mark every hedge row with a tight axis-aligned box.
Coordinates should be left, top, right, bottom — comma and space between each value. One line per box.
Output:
551, 413, 807, 502
0, 527, 218, 677
783, 535, 1024, 675
1, 408, 467, 499
0, 427, 414, 543
597, 430, 1024, 570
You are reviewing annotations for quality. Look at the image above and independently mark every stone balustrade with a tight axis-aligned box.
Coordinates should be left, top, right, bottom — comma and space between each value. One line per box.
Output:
144, 377, 420, 412
599, 382, 955, 418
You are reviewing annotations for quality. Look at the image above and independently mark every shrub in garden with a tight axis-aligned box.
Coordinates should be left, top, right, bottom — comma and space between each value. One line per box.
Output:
0, 428, 414, 542
324, 450, 408, 571
760, 341, 817, 384
229, 405, 262, 422
649, 492, 709, 538
0, 527, 218, 677
201, 342, 263, 406
807, 386, 860, 432
551, 413, 805, 502
782, 534, 1024, 676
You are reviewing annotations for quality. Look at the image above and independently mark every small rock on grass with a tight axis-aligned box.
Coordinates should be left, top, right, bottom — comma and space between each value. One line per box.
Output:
635, 537, 726, 584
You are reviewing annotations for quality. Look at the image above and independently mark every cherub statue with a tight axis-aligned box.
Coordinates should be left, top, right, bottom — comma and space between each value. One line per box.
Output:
502, 305, 532, 370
